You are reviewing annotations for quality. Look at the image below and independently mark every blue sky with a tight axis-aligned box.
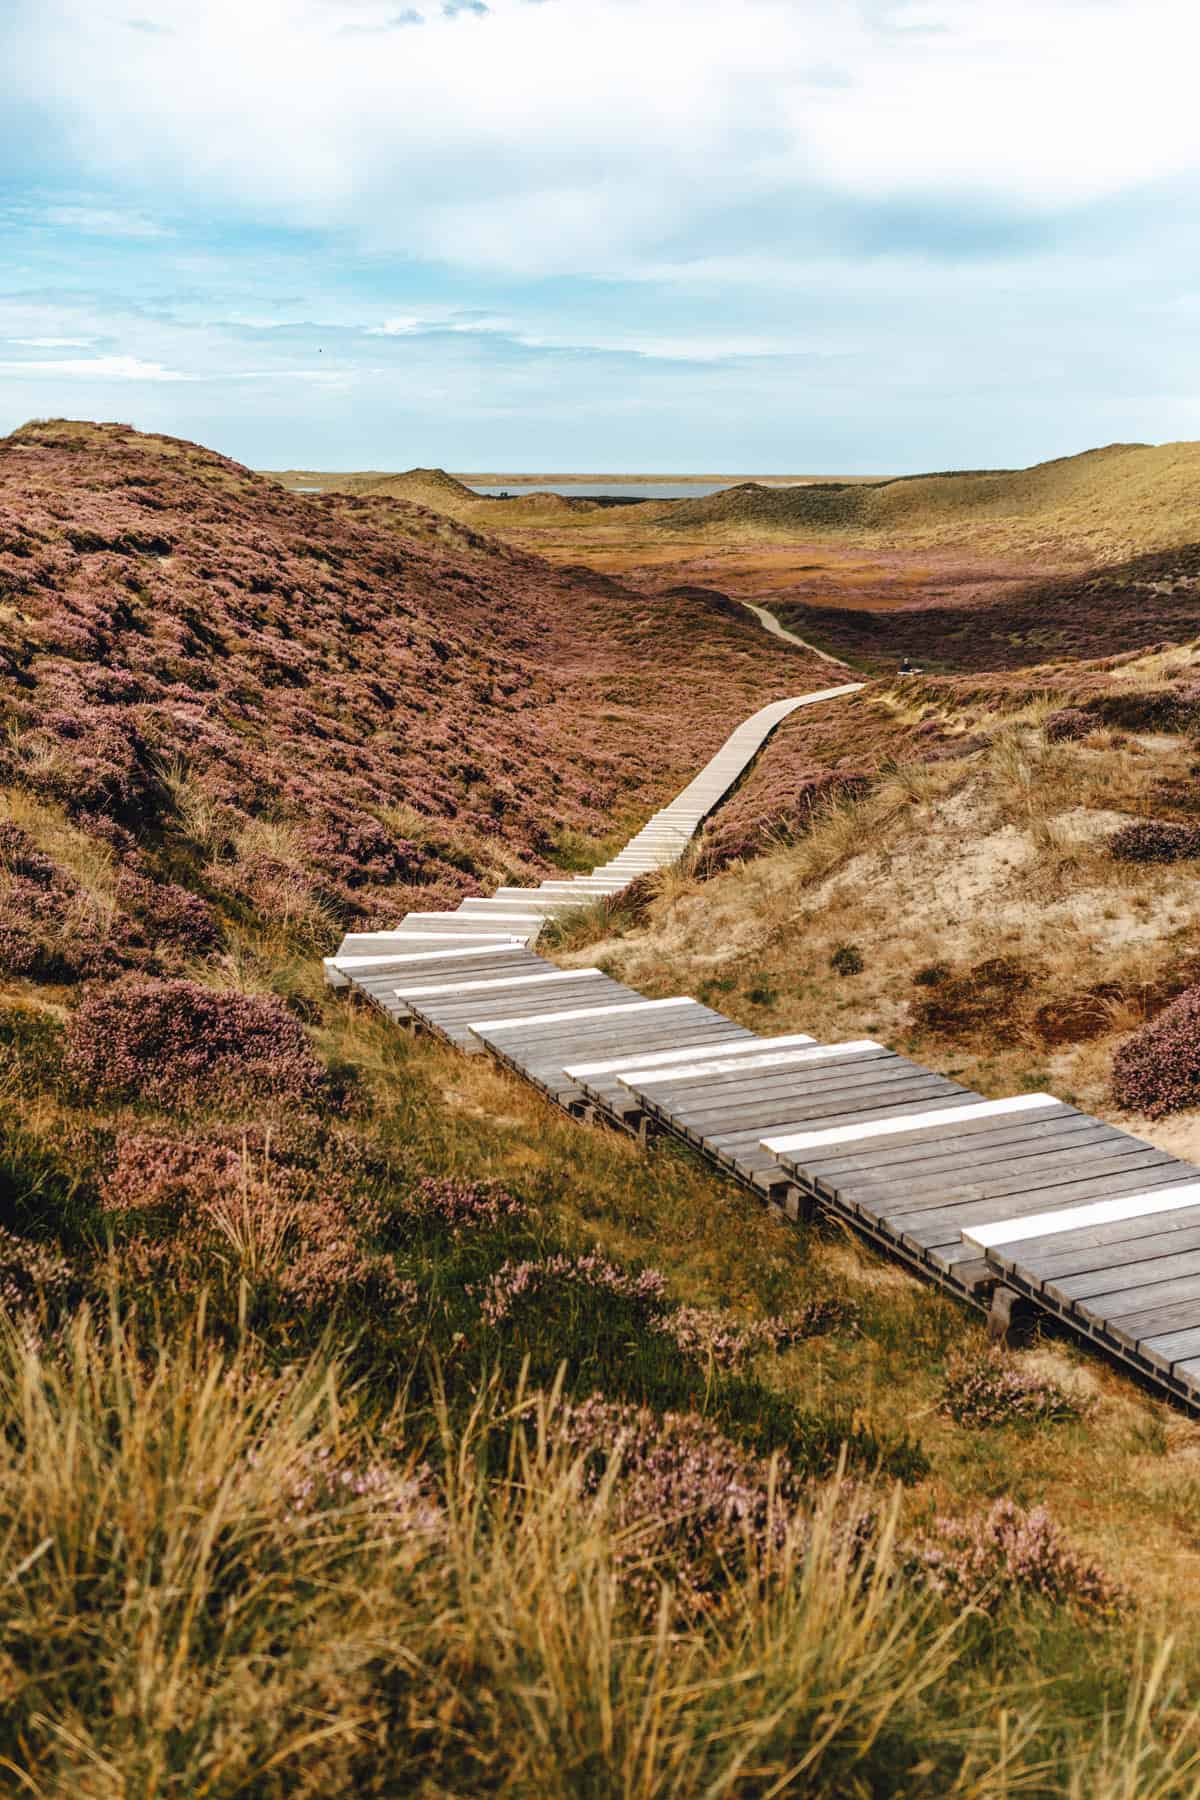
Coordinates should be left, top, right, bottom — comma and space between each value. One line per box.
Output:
2, 0, 1200, 472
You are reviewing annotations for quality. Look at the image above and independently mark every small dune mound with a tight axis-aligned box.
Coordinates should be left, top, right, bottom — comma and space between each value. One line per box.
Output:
660, 480, 876, 536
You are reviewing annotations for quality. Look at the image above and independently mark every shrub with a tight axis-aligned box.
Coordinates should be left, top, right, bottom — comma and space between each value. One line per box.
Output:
1044, 707, 1091, 743
557, 1395, 804, 1616
912, 962, 950, 988
115, 872, 222, 954
917, 1499, 1121, 1615
938, 1346, 1092, 1428
1090, 686, 1200, 734
100, 1131, 245, 1215
100, 1126, 413, 1327
830, 943, 864, 977
65, 977, 327, 1107
661, 1299, 859, 1370
408, 1175, 527, 1234
1111, 983, 1200, 1116
478, 1252, 669, 1327
1107, 820, 1200, 864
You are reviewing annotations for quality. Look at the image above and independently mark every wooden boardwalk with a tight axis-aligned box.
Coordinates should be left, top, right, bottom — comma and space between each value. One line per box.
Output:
326, 681, 1200, 1413
325, 684, 864, 985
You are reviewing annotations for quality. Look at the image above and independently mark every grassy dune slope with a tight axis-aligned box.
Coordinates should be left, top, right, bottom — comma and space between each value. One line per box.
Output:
281, 441, 1200, 569
558, 643, 1200, 1145
659, 441, 1200, 562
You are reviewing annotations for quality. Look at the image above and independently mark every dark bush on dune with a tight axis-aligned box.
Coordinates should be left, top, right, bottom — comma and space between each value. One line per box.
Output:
1089, 685, 1200, 734
1111, 984, 1200, 1117
1044, 708, 1091, 743
65, 977, 327, 1106
1108, 820, 1200, 864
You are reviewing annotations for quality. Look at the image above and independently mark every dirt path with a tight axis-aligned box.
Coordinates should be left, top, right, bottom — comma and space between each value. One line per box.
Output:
737, 596, 855, 668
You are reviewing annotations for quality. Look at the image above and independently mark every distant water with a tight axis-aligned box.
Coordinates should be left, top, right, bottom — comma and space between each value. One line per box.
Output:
468, 482, 732, 500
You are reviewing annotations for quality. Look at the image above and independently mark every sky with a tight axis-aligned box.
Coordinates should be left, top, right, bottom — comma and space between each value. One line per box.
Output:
3, 0, 1200, 472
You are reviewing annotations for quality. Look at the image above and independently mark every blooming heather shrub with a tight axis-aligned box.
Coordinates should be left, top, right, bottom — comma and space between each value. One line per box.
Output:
660, 1299, 858, 1370
0, 821, 55, 883
283, 1449, 443, 1538
31, 711, 160, 825
1044, 707, 1091, 743
100, 1132, 245, 1215
0, 1224, 76, 1335
1111, 983, 1200, 1117
558, 1396, 803, 1616
0, 830, 118, 984
938, 1346, 1092, 1428
1107, 820, 1200, 864
478, 1253, 669, 1327
65, 977, 326, 1106
409, 1176, 527, 1234
1091, 685, 1200, 734
917, 1500, 1121, 1615
302, 814, 424, 890
115, 873, 221, 954
102, 1126, 413, 1323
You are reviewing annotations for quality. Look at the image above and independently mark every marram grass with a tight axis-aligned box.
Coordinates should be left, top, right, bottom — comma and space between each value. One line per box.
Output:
0, 1305, 1198, 1797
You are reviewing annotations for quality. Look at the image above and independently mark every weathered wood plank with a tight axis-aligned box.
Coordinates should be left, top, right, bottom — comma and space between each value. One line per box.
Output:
765, 1093, 1068, 1160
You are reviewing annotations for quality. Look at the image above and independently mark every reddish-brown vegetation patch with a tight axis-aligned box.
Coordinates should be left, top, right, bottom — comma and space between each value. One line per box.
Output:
1111, 982, 1200, 1118
64, 977, 328, 1107
772, 543, 1200, 674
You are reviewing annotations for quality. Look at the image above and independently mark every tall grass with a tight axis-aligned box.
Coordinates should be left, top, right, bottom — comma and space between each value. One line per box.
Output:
0, 1304, 1110, 1798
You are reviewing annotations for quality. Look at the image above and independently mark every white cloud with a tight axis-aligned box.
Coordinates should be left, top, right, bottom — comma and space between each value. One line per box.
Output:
9, 336, 96, 348
11, 0, 1200, 277
0, 354, 191, 380
41, 204, 169, 239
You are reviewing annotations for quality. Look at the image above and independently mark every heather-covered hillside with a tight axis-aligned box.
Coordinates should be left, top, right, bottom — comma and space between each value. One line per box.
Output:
0, 418, 824, 959
771, 538, 1200, 673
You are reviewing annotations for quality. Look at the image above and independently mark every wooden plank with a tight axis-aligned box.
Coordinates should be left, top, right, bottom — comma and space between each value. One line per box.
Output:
801, 1117, 1129, 1183
764, 1093, 1065, 1159
649, 1063, 967, 1130
1083, 1287, 1200, 1344
846, 1144, 1180, 1215
474, 1012, 728, 1060
395, 968, 605, 1001
1050, 1245, 1200, 1305
1139, 1325, 1200, 1365
563, 1029, 770, 1080
413, 979, 632, 1024
471, 996, 696, 1035
614, 1039, 873, 1088
658, 1077, 971, 1149
337, 944, 541, 970
623, 1059, 907, 1115
966, 1179, 1200, 1252
999, 1218, 1200, 1286
623, 1049, 905, 1110
902, 1167, 1200, 1251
